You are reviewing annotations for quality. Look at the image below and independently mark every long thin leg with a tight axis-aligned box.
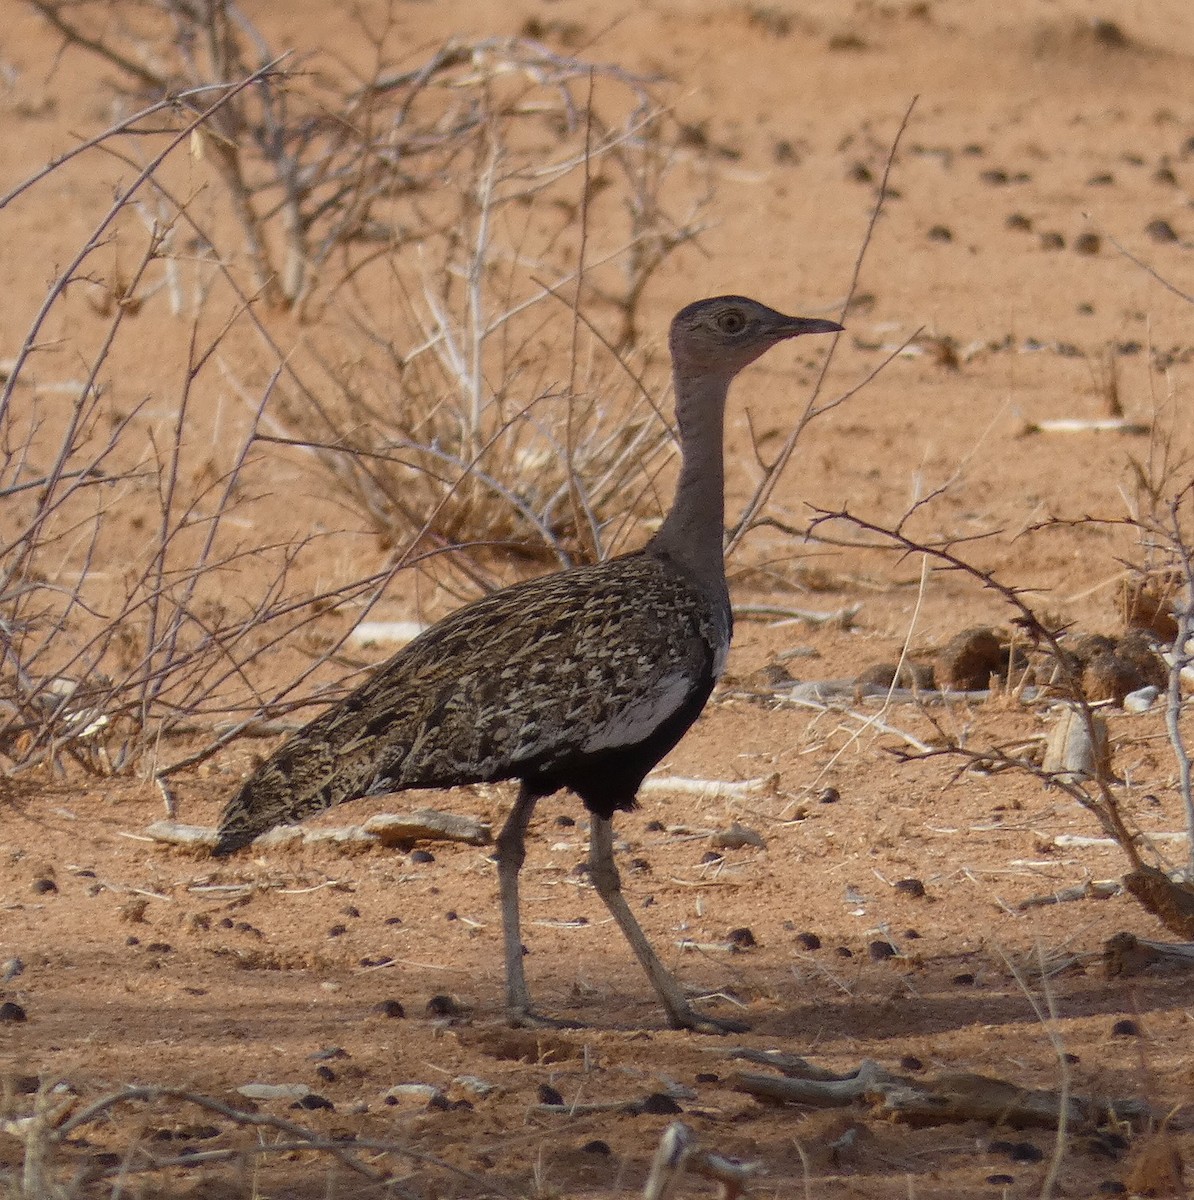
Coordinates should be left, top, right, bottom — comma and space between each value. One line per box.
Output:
588, 815, 748, 1034
495, 784, 539, 1023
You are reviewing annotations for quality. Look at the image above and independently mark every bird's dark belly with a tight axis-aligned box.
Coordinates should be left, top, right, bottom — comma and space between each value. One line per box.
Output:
518, 673, 715, 820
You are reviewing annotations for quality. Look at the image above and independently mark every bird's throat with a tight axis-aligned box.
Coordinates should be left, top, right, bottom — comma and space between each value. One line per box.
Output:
650, 370, 730, 591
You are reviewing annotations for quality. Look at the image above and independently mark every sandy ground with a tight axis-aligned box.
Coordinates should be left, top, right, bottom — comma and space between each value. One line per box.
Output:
2, 0, 1194, 1196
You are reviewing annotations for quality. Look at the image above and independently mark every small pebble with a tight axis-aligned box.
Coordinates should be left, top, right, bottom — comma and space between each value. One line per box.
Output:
727, 927, 757, 949
894, 877, 926, 898
341, 905, 361, 918
410, 849, 435, 864
835, 946, 854, 959
315, 1065, 336, 1083
952, 972, 976, 986
773, 139, 800, 165
700, 850, 723, 864
1111, 1018, 1141, 1037
899, 1055, 924, 1072
1074, 232, 1102, 255
1087, 173, 1115, 186
868, 940, 897, 961
555, 814, 576, 828
796, 932, 821, 951
238, 1083, 309, 1101
582, 1139, 612, 1155
817, 787, 840, 804
537, 1083, 564, 1106
1153, 165, 1177, 185
1040, 231, 1066, 250
327, 925, 347, 938
0, 1001, 27, 1023
445, 910, 457, 921
1010, 1142, 1044, 1163
309, 1047, 348, 1061
986, 1175, 1015, 1186
373, 999, 405, 1019
31, 879, 58, 895
927, 224, 953, 242
384, 916, 403, 926
426, 994, 463, 1018
1097, 1181, 1127, 1194
640, 1093, 683, 1115
1124, 685, 1159, 713
146, 942, 172, 953
695, 1072, 719, 1084
1145, 218, 1178, 243
1005, 212, 1033, 230
904, 928, 921, 939
848, 162, 874, 184
296, 1093, 334, 1111
980, 168, 1010, 185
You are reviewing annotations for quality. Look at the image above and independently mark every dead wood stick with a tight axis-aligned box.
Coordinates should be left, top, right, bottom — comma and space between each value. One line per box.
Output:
731, 1062, 1150, 1131
1105, 930, 1194, 977
734, 602, 861, 626
52, 1086, 386, 1183
639, 774, 775, 800
1017, 879, 1121, 910
729, 1060, 894, 1107
643, 1121, 759, 1200
1051, 832, 1188, 848
872, 1071, 1149, 1130
144, 808, 491, 851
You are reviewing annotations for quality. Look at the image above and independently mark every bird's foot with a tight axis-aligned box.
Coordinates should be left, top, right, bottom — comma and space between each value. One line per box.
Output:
506, 1007, 585, 1031
668, 1008, 750, 1035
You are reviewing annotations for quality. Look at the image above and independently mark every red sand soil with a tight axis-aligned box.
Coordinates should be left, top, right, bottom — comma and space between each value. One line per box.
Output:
2, 1, 1194, 1196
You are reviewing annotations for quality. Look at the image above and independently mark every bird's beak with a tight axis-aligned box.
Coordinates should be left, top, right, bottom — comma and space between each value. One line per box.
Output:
780, 316, 844, 338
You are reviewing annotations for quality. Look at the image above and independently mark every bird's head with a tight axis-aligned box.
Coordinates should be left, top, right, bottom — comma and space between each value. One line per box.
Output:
668, 295, 842, 380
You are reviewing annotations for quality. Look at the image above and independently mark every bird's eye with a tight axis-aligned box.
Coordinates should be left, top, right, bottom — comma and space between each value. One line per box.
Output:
716, 310, 747, 334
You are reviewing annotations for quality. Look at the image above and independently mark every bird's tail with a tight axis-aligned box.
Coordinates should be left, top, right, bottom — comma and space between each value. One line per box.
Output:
212, 718, 383, 856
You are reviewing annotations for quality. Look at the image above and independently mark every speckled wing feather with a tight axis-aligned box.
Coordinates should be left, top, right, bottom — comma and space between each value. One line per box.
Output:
213, 550, 728, 854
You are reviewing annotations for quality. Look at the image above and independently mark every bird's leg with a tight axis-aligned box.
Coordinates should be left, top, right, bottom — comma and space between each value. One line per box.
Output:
495, 786, 578, 1028
587, 815, 748, 1034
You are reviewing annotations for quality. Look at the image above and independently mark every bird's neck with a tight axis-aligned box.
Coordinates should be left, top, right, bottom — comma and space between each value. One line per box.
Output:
649, 369, 730, 591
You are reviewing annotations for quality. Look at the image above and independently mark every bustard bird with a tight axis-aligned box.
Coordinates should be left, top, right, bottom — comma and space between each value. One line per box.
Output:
214, 296, 842, 1032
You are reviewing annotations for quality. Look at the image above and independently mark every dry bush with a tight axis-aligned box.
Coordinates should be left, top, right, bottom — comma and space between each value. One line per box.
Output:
28, 0, 714, 565
1, 6, 717, 775
814, 373, 1194, 935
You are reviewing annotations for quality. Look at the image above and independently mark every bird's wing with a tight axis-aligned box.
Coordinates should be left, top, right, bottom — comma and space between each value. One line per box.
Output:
214, 554, 717, 853
369, 555, 715, 785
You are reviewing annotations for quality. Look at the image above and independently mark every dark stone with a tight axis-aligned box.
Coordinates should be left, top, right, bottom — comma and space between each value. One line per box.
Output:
426, 994, 463, 1018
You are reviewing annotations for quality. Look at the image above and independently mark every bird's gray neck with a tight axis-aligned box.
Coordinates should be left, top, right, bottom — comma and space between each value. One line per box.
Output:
649, 368, 730, 593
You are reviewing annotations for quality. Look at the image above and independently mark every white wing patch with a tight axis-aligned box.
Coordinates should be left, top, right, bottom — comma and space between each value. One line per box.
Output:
581, 671, 692, 754
711, 633, 730, 680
